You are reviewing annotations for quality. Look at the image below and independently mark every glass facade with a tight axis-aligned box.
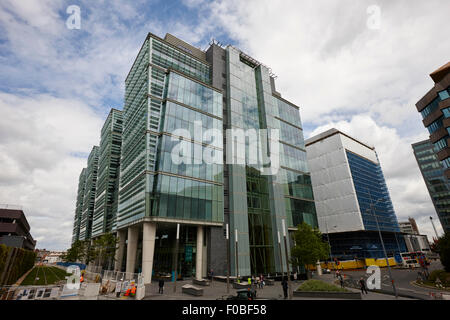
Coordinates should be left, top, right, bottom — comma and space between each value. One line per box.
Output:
413, 140, 450, 233
117, 35, 223, 229
72, 168, 86, 243
346, 150, 400, 233
79, 146, 99, 241
226, 46, 317, 276
92, 109, 123, 237
420, 85, 450, 169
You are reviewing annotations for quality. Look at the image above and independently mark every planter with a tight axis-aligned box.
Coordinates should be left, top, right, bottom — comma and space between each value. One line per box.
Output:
193, 279, 210, 286
232, 282, 251, 289
293, 290, 361, 300
182, 284, 204, 296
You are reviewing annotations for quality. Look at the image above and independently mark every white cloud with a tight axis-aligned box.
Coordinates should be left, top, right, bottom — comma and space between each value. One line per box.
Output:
206, 0, 449, 128
0, 93, 104, 250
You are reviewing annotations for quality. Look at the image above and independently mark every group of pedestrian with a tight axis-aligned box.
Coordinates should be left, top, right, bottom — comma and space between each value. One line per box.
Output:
247, 274, 266, 289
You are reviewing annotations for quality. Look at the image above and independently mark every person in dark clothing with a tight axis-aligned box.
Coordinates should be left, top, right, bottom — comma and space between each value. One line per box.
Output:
158, 279, 164, 294
281, 277, 288, 299
359, 277, 368, 294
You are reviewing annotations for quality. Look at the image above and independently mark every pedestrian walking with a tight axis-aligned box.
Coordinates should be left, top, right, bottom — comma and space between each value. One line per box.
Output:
281, 277, 288, 299
359, 277, 368, 294
158, 279, 164, 294
339, 274, 344, 288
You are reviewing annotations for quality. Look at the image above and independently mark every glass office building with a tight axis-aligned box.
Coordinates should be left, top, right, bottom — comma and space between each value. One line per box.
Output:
92, 109, 123, 238
306, 129, 406, 260
412, 139, 450, 233
72, 33, 316, 281
79, 146, 99, 241
72, 168, 86, 243
415, 62, 450, 234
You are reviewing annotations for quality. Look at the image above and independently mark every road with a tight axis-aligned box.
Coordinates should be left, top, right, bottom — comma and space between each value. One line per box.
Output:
340, 260, 447, 300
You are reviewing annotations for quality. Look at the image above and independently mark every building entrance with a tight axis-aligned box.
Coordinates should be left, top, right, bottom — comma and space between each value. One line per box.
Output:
152, 223, 199, 279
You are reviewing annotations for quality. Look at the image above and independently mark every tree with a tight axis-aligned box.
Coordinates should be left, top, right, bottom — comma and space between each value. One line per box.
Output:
290, 222, 330, 272
437, 233, 450, 272
62, 240, 87, 263
90, 233, 118, 269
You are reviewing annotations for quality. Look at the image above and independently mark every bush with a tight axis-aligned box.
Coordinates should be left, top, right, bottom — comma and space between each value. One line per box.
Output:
437, 233, 450, 272
297, 279, 349, 292
0, 245, 36, 285
428, 270, 446, 282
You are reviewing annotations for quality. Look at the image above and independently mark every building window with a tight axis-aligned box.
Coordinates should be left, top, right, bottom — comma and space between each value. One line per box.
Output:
438, 88, 450, 101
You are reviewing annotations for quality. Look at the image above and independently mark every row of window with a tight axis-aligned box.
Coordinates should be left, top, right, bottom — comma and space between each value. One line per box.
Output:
151, 39, 210, 83
279, 144, 308, 173
167, 72, 222, 118
163, 102, 222, 147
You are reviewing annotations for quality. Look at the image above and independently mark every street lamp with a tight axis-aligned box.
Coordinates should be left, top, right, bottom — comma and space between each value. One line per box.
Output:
365, 190, 398, 299
324, 219, 337, 270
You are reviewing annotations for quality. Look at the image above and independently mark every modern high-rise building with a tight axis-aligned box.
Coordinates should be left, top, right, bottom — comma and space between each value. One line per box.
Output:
415, 62, 450, 173
412, 139, 450, 233
72, 168, 86, 243
107, 32, 316, 284
305, 129, 406, 260
92, 109, 123, 238
79, 146, 99, 241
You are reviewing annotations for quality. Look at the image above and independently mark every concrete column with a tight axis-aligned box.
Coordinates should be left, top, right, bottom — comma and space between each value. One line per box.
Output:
114, 229, 126, 271
142, 222, 156, 285
196, 225, 203, 280
126, 225, 139, 275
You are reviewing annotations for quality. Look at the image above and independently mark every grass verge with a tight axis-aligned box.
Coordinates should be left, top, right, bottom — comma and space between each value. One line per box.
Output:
297, 279, 350, 292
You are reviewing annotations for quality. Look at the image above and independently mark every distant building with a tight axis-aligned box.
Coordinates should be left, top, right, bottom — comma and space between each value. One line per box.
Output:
412, 139, 450, 234
305, 129, 406, 260
43, 252, 65, 264
399, 218, 420, 235
0, 205, 36, 250
398, 218, 431, 254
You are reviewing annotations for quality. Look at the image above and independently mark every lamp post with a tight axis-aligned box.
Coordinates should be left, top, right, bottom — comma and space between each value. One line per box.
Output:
282, 219, 292, 299
430, 217, 439, 239
365, 190, 397, 299
277, 231, 285, 277
226, 223, 230, 294
324, 220, 337, 270
235, 229, 239, 283
172, 223, 180, 293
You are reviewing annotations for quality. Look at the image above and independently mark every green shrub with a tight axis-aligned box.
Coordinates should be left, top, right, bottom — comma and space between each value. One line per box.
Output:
0, 246, 36, 285
297, 279, 349, 292
428, 270, 446, 282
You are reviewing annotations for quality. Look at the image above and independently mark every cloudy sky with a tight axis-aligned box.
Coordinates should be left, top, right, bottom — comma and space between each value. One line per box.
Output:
0, 0, 448, 250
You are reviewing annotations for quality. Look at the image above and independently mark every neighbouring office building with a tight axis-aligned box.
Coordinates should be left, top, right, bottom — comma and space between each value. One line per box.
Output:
78, 146, 99, 241
414, 62, 450, 233
399, 218, 431, 254
72, 168, 86, 243
71, 32, 317, 283
0, 206, 36, 250
305, 129, 406, 260
412, 139, 450, 234
92, 109, 123, 238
